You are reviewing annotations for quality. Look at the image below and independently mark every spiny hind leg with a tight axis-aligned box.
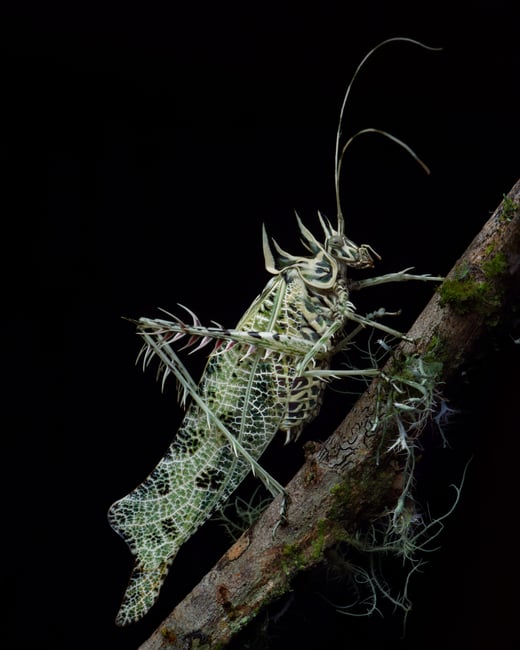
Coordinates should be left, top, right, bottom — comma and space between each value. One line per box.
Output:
137, 312, 324, 358
140, 331, 287, 504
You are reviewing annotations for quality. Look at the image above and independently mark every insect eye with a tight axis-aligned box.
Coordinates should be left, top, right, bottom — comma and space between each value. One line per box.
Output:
328, 235, 343, 248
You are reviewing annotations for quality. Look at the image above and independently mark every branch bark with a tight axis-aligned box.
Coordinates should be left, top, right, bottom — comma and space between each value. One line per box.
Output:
139, 179, 520, 650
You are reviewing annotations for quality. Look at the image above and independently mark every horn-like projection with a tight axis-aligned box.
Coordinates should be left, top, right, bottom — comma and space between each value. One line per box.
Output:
262, 224, 305, 272
262, 223, 278, 274
317, 211, 336, 239
294, 211, 322, 254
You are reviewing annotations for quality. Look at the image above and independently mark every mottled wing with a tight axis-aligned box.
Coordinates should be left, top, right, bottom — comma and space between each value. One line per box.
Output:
108, 276, 293, 625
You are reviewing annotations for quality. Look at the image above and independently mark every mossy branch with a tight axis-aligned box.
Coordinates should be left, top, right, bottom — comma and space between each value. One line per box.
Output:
139, 179, 520, 650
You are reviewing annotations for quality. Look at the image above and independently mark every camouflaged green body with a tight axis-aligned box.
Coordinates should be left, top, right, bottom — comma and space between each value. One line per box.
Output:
108, 257, 353, 626
108, 38, 440, 627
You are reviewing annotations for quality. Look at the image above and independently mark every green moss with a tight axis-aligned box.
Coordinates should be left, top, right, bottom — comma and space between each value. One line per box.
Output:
482, 251, 509, 278
438, 253, 509, 320
500, 194, 519, 222
280, 543, 306, 575
310, 519, 328, 560
328, 479, 356, 524
438, 276, 488, 315
329, 480, 350, 502
425, 333, 449, 366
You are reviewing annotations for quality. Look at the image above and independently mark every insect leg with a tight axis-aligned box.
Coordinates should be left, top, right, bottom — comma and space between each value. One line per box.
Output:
138, 315, 325, 358
332, 308, 401, 354
350, 268, 443, 291
343, 311, 415, 341
140, 332, 288, 503
304, 368, 380, 380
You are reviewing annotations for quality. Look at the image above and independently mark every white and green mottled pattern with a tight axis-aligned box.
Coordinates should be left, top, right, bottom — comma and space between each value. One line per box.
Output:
108, 218, 364, 625
108, 38, 443, 626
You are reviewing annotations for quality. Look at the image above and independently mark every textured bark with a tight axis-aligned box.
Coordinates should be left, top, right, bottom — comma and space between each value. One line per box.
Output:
139, 179, 520, 650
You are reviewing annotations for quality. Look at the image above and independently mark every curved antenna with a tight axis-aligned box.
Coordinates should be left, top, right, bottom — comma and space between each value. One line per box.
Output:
334, 37, 442, 234
337, 127, 431, 182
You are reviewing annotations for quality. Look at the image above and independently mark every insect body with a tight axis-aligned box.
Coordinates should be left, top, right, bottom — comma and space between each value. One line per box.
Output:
108, 37, 442, 626
108, 216, 378, 626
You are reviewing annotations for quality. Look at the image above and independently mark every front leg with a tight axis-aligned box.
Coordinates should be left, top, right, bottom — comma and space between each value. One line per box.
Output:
350, 267, 443, 291
343, 310, 415, 342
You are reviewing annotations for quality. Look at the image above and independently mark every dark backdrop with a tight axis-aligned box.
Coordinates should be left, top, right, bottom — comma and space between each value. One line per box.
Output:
3, 2, 519, 648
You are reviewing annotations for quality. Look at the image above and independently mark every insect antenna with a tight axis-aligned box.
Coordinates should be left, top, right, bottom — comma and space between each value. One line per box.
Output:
334, 37, 442, 236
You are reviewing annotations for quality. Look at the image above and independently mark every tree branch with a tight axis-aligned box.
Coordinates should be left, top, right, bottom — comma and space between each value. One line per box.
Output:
139, 179, 520, 650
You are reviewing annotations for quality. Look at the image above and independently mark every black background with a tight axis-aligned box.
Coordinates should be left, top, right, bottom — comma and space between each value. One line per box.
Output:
3, 1, 519, 649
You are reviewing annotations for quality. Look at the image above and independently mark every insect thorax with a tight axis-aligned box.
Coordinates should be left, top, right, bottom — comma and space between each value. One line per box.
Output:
232, 264, 352, 441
